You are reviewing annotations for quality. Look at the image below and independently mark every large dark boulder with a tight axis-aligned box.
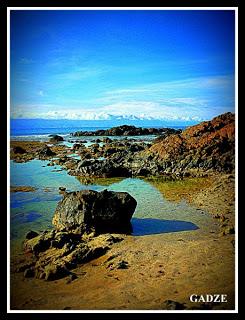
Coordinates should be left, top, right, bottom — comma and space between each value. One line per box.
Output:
38, 145, 56, 157
12, 146, 26, 154
75, 159, 131, 178
52, 189, 137, 233
49, 135, 64, 143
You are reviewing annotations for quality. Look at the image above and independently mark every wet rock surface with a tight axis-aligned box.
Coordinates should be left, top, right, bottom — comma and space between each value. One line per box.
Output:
53, 189, 137, 233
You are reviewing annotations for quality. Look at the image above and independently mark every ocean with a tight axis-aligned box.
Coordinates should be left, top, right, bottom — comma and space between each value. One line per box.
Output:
10, 119, 187, 137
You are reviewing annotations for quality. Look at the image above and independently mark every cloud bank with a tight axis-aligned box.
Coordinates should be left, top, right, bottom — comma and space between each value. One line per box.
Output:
11, 75, 234, 123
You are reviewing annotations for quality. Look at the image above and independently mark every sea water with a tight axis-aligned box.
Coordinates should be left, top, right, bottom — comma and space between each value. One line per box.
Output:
10, 159, 215, 250
10, 119, 186, 137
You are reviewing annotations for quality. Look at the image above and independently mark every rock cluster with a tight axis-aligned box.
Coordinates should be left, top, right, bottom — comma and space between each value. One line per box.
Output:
20, 229, 123, 281
72, 125, 180, 137
64, 113, 235, 178
18, 190, 137, 281
10, 141, 61, 162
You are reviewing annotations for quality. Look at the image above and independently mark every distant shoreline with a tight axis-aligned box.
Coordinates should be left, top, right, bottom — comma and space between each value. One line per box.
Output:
10, 119, 189, 137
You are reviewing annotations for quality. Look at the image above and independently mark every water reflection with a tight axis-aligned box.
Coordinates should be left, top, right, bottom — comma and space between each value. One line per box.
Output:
132, 218, 199, 236
11, 211, 42, 225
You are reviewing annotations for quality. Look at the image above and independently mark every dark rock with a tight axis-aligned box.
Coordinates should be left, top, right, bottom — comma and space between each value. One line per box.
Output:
162, 300, 186, 310
48, 135, 64, 143
224, 226, 235, 235
22, 230, 122, 281
12, 146, 26, 154
24, 267, 35, 278
50, 233, 69, 249
128, 144, 145, 152
66, 273, 78, 284
25, 230, 39, 240
103, 147, 118, 156
52, 189, 137, 233
38, 145, 56, 157
78, 159, 131, 178
72, 125, 180, 137
117, 260, 129, 269
80, 245, 109, 263
16, 260, 36, 273
24, 232, 55, 255
102, 137, 112, 143
59, 187, 66, 192
75, 159, 131, 178
72, 143, 84, 150
44, 263, 70, 281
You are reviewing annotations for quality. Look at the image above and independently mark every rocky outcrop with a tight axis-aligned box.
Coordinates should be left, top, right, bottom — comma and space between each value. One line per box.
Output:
72, 125, 180, 137
146, 112, 235, 175
10, 141, 68, 163
66, 113, 235, 178
10, 186, 37, 193
48, 135, 64, 143
53, 189, 137, 233
21, 229, 124, 281
12, 146, 26, 154
38, 145, 56, 157
72, 159, 131, 178
17, 188, 136, 281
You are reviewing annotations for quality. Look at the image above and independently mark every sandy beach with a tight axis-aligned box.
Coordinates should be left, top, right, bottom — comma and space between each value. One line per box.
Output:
10, 172, 235, 310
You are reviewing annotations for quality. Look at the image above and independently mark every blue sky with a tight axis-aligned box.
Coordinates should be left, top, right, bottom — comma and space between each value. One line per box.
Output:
10, 10, 235, 123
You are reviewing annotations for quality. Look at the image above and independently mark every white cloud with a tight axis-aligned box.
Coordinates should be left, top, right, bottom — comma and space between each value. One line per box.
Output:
52, 67, 105, 82
10, 102, 205, 122
11, 74, 234, 122
104, 75, 234, 96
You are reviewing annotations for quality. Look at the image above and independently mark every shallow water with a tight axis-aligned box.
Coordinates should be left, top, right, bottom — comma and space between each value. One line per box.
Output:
11, 133, 157, 144
10, 159, 215, 249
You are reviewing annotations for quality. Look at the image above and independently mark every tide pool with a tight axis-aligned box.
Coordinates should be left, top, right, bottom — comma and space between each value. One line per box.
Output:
10, 159, 215, 249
